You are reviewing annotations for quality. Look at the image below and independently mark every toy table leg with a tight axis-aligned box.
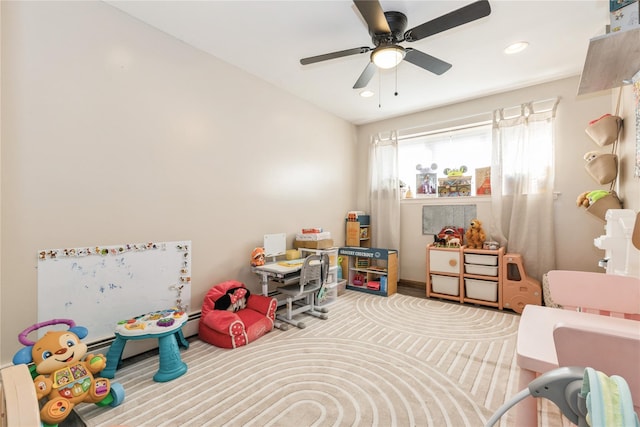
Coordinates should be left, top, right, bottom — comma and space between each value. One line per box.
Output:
175, 329, 189, 349
154, 332, 188, 382
101, 335, 127, 379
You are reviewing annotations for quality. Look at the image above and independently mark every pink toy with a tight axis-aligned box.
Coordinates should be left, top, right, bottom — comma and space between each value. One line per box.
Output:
515, 271, 640, 426
199, 280, 277, 349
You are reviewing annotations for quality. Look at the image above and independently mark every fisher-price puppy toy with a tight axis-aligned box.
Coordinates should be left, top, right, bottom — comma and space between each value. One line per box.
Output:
12, 319, 125, 426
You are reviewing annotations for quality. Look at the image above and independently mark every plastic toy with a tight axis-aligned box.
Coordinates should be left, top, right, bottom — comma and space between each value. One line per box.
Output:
436, 226, 464, 247
442, 165, 468, 177
465, 218, 486, 249
12, 319, 124, 426
251, 247, 265, 266
352, 273, 365, 286
433, 234, 448, 247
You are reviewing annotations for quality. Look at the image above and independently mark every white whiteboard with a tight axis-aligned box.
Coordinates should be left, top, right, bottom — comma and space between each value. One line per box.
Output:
264, 233, 286, 257
37, 240, 191, 343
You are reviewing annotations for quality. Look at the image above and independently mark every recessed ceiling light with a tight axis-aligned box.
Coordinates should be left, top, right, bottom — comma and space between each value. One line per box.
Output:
360, 90, 375, 98
504, 41, 529, 55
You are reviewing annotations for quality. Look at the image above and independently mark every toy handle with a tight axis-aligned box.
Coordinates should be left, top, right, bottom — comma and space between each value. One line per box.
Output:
18, 319, 76, 346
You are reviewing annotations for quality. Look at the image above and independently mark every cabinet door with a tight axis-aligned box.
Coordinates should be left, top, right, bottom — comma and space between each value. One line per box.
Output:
346, 222, 361, 246
429, 249, 460, 274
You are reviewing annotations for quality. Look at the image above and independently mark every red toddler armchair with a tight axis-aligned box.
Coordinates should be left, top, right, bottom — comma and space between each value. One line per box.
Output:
199, 280, 277, 349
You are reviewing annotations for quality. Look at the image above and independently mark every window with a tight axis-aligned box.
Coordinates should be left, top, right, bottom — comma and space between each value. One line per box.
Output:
398, 124, 492, 197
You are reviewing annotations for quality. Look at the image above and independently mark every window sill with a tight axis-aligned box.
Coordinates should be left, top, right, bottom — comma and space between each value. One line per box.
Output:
401, 196, 492, 205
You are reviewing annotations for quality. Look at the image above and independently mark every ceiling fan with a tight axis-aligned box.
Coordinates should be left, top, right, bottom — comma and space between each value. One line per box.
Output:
300, 0, 491, 89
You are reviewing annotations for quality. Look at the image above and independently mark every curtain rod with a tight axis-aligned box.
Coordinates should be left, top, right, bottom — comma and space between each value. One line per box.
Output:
499, 97, 560, 113
387, 96, 561, 141
399, 118, 492, 141
397, 111, 492, 139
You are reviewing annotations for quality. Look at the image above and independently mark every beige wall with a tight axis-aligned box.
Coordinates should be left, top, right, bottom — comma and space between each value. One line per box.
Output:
0, 1, 357, 365
357, 76, 640, 283
619, 84, 640, 209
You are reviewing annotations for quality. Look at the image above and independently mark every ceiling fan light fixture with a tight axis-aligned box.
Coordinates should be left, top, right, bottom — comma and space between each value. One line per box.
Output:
371, 45, 406, 69
360, 90, 375, 98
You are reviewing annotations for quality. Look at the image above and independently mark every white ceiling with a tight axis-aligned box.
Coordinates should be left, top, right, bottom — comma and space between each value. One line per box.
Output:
105, 1, 609, 125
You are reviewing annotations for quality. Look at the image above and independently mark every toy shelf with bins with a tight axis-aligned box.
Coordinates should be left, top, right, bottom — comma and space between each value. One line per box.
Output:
427, 244, 541, 312
338, 247, 397, 297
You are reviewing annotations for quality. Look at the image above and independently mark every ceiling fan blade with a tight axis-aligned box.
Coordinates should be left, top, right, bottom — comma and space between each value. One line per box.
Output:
300, 47, 371, 65
404, 48, 452, 75
353, 62, 376, 89
353, 0, 391, 35
404, 0, 491, 42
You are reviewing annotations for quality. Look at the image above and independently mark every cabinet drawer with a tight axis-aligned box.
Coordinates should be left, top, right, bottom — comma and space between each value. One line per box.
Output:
431, 275, 459, 296
465, 278, 498, 302
464, 253, 498, 266
464, 263, 498, 276
429, 250, 460, 273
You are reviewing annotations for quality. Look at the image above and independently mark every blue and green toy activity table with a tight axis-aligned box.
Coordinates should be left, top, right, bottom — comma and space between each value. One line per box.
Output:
101, 308, 189, 382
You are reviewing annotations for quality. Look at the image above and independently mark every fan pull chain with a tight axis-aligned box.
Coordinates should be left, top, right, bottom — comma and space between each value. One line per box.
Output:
395, 64, 399, 96
378, 70, 382, 108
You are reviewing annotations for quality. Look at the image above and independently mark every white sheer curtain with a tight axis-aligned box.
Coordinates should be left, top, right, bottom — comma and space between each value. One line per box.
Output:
491, 100, 558, 281
369, 132, 400, 251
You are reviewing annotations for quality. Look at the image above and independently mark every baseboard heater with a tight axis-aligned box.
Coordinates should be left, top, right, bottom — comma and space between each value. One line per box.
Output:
86, 311, 201, 360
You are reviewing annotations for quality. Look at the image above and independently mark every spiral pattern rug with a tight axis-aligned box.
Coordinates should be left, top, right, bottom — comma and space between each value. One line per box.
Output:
77, 291, 561, 426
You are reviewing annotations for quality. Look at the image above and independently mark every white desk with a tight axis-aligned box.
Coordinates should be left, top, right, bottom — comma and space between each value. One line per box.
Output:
252, 260, 305, 330
252, 259, 304, 296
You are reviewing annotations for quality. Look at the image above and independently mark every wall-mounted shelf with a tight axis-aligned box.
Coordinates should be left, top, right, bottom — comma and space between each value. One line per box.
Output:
578, 26, 640, 95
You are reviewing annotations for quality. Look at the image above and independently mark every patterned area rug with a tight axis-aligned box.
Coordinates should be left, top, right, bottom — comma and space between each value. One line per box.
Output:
77, 291, 561, 426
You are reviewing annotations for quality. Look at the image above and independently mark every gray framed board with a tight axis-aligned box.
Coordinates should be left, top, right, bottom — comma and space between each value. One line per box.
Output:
37, 240, 191, 343
422, 205, 477, 235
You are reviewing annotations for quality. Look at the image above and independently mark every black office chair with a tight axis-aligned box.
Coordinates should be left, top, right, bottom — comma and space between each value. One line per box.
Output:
276, 253, 329, 329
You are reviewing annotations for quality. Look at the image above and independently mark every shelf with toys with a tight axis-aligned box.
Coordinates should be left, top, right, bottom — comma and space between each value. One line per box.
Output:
426, 219, 541, 312
338, 246, 397, 297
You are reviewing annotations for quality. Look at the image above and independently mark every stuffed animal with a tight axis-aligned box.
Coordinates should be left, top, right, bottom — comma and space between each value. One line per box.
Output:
214, 286, 251, 312
465, 218, 486, 249
251, 247, 265, 267
12, 319, 124, 426
576, 190, 609, 208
